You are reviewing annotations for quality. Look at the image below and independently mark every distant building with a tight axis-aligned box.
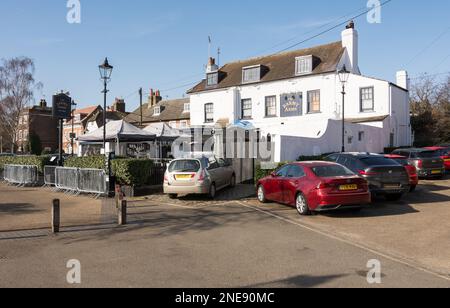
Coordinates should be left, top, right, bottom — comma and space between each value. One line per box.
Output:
126, 89, 190, 129
85, 98, 129, 133
63, 105, 101, 155
17, 99, 59, 154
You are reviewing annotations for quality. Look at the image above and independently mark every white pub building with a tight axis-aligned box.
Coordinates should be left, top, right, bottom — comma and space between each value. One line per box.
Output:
188, 22, 412, 162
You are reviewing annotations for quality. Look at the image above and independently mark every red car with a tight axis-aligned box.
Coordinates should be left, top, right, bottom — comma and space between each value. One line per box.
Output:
385, 154, 419, 192
257, 162, 371, 216
425, 147, 450, 171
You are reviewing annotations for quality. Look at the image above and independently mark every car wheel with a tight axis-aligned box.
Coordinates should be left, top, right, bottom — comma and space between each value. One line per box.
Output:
230, 174, 236, 188
386, 193, 403, 201
208, 183, 217, 199
257, 185, 267, 203
296, 193, 311, 216
410, 185, 417, 192
168, 194, 178, 199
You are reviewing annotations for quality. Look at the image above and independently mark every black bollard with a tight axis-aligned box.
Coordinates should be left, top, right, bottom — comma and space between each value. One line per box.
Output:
52, 199, 60, 233
118, 200, 127, 226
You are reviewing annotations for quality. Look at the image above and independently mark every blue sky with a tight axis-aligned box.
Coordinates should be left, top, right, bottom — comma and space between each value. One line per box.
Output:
1, 0, 449, 111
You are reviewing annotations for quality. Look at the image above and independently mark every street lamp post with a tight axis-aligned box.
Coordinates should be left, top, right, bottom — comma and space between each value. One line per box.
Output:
338, 66, 350, 153
98, 58, 113, 153
71, 100, 77, 156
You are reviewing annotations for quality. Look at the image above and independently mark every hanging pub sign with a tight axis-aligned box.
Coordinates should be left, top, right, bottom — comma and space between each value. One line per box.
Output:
52, 93, 72, 119
280, 92, 303, 118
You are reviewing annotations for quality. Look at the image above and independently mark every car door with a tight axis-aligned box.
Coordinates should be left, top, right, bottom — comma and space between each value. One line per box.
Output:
282, 165, 306, 205
267, 165, 291, 203
207, 157, 222, 187
217, 158, 234, 187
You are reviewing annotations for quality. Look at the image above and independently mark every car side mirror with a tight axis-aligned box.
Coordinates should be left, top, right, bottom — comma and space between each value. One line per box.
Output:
271, 172, 278, 177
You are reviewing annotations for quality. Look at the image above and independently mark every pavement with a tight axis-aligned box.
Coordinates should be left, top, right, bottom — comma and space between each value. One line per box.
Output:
0, 178, 449, 288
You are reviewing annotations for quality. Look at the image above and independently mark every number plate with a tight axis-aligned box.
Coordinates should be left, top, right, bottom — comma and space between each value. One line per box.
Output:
384, 184, 400, 189
431, 170, 442, 174
175, 174, 193, 180
339, 184, 358, 191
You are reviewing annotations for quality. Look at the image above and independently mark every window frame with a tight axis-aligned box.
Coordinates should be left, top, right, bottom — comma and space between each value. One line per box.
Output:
241, 99, 253, 120
360, 86, 375, 112
183, 103, 190, 113
204, 103, 214, 123
265, 96, 277, 118
153, 106, 161, 116
295, 55, 313, 75
307, 90, 321, 114
242, 65, 261, 84
206, 72, 219, 86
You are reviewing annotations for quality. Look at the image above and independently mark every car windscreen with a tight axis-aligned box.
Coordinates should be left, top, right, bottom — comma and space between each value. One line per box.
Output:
360, 157, 400, 166
311, 165, 355, 177
169, 160, 201, 173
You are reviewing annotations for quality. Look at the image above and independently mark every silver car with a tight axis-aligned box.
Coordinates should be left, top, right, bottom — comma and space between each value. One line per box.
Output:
163, 155, 236, 199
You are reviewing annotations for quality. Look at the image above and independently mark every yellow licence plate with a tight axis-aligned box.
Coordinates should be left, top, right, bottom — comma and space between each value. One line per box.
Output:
339, 184, 358, 191
432, 170, 442, 174
175, 174, 192, 180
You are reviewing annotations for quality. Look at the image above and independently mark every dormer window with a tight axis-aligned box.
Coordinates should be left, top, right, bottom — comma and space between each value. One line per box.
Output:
206, 72, 218, 86
153, 106, 161, 116
295, 55, 313, 75
242, 65, 261, 84
183, 103, 190, 113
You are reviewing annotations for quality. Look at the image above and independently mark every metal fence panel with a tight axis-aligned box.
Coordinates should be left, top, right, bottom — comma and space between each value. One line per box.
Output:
78, 168, 106, 195
44, 166, 57, 186
3, 165, 39, 186
55, 167, 79, 192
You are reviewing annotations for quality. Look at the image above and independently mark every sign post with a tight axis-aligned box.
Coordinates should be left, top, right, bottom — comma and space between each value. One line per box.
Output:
52, 93, 72, 166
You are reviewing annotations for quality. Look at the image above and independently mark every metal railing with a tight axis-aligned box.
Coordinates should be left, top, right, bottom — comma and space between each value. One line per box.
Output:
53, 166, 106, 198
43, 165, 57, 187
55, 167, 79, 194
78, 168, 107, 196
3, 165, 39, 187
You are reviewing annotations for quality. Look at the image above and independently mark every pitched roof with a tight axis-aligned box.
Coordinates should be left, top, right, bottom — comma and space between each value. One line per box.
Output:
75, 106, 99, 115
125, 98, 190, 125
188, 41, 345, 94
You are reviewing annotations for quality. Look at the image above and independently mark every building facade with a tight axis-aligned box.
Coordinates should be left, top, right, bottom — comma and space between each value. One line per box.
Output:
188, 24, 412, 162
126, 90, 191, 129
17, 99, 59, 154
62, 106, 100, 155
84, 98, 129, 133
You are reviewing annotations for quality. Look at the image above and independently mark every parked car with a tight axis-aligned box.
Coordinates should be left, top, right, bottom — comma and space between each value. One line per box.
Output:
257, 161, 371, 215
424, 146, 450, 172
391, 148, 445, 179
385, 154, 419, 192
325, 153, 410, 201
163, 155, 236, 199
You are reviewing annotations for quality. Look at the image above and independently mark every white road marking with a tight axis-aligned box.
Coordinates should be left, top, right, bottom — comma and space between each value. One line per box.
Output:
236, 201, 450, 283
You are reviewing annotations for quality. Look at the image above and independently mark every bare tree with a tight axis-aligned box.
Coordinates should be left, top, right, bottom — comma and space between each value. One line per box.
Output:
0, 57, 42, 152
410, 74, 450, 146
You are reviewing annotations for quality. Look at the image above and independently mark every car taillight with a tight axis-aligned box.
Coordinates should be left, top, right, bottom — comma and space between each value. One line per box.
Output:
417, 160, 423, 168
198, 170, 206, 181
317, 182, 331, 190
164, 172, 169, 182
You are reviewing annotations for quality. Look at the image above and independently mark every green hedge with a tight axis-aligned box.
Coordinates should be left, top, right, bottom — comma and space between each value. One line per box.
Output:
64, 156, 106, 170
255, 161, 288, 183
111, 159, 155, 186
0, 156, 51, 173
